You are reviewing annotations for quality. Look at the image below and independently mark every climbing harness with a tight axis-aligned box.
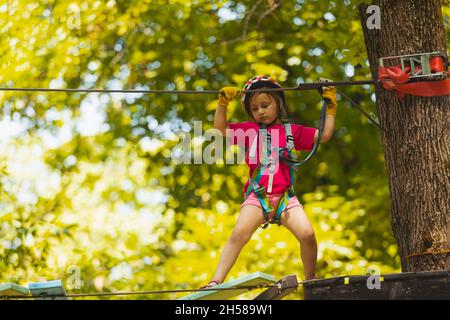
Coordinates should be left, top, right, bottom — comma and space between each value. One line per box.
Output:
245, 101, 327, 229
378, 51, 450, 98
241, 77, 330, 229
244, 122, 299, 229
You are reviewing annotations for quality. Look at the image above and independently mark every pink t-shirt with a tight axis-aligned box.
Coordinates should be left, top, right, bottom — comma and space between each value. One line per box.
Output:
226, 121, 316, 195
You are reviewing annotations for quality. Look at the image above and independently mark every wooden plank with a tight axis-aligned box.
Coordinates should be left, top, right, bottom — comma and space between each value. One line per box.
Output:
253, 274, 298, 300
29, 280, 68, 300
303, 271, 450, 300
178, 272, 276, 300
0, 283, 30, 297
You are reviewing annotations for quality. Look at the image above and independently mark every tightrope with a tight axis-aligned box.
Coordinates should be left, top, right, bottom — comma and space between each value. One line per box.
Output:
2, 282, 283, 299
0, 80, 382, 131
2, 279, 318, 299
0, 80, 376, 94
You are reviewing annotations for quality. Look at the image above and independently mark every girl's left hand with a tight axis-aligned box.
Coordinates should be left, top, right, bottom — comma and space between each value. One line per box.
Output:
322, 86, 337, 116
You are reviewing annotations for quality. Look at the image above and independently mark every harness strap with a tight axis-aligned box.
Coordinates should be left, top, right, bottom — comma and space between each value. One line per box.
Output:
249, 135, 258, 160
260, 127, 270, 165
284, 123, 297, 187
246, 162, 273, 224
265, 128, 276, 193
284, 123, 295, 152
271, 187, 296, 225
378, 55, 450, 97
267, 162, 275, 193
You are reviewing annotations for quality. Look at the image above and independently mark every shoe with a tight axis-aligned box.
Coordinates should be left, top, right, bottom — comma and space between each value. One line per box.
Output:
200, 280, 221, 289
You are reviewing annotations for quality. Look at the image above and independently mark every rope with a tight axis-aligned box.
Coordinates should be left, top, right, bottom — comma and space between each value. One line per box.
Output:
405, 249, 450, 260
337, 89, 387, 133
2, 282, 278, 300
0, 80, 376, 95
279, 100, 327, 167
3, 279, 315, 300
0, 88, 219, 94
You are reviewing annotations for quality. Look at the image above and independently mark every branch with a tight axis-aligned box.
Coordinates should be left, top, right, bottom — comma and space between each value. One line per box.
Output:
256, 0, 282, 30
222, 0, 264, 45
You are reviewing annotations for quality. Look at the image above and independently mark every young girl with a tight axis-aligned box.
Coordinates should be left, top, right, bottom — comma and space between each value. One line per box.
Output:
203, 75, 337, 288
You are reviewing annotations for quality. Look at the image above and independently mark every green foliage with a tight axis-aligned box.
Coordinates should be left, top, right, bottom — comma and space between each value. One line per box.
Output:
2, 0, 447, 299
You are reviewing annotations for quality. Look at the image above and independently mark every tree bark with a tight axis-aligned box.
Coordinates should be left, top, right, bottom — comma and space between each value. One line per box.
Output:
358, 0, 450, 272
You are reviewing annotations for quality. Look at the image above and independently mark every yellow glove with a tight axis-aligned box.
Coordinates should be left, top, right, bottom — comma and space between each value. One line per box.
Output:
322, 86, 337, 116
218, 87, 241, 108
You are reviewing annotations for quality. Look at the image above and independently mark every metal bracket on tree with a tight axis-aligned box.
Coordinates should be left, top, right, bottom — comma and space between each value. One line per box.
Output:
378, 51, 450, 97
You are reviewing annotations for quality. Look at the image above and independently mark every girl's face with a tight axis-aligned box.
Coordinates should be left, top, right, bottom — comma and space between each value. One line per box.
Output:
249, 93, 280, 125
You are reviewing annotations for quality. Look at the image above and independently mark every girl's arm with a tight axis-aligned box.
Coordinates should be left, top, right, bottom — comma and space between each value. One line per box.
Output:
313, 114, 335, 143
214, 105, 228, 136
214, 87, 241, 136
313, 86, 337, 143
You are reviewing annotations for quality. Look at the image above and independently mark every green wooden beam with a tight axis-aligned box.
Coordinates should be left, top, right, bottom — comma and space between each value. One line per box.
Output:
178, 272, 276, 300
0, 283, 30, 297
29, 280, 68, 300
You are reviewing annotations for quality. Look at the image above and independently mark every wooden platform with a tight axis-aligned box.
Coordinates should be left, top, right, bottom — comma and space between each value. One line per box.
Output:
303, 270, 450, 300
0, 283, 30, 297
179, 272, 276, 300
28, 280, 68, 300
0, 279, 67, 300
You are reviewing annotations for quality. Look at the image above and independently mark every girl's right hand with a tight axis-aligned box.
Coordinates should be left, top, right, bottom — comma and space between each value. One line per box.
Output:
218, 87, 241, 107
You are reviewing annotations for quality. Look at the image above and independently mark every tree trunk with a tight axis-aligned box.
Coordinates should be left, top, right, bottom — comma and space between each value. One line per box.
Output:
358, 0, 450, 272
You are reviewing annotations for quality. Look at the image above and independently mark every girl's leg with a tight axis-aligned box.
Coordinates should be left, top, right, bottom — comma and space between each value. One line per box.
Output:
280, 205, 318, 280
210, 205, 265, 283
